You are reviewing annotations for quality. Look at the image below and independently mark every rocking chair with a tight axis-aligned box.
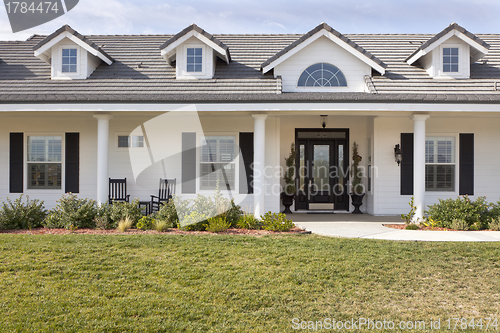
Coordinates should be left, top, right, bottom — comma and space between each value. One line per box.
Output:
150, 178, 176, 213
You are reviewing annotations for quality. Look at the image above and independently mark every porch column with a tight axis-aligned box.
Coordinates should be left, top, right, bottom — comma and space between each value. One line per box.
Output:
252, 114, 268, 218
94, 114, 113, 204
411, 114, 430, 221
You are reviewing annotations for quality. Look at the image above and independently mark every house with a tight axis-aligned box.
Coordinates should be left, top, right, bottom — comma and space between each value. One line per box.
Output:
1, 22, 499, 220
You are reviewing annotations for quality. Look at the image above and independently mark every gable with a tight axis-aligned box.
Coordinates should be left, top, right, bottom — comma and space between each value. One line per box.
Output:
261, 23, 386, 75
274, 36, 372, 92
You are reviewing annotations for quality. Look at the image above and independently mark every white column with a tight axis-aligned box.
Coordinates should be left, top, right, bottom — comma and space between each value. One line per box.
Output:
252, 114, 268, 218
94, 114, 113, 204
411, 114, 430, 222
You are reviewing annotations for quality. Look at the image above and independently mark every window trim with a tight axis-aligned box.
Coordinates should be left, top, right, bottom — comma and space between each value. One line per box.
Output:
438, 44, 463, 77
197, 132, 239, 193
296, 62, 349, 88
24, 132, 65, 193
57, 45, 81, 77
424, 133, 459, 194
184, 44, 206, 76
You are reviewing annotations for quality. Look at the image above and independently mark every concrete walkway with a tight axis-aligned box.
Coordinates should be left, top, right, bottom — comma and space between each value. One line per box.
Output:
290, 213, 500, 242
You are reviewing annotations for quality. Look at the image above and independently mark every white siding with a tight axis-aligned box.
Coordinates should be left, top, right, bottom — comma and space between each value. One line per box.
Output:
419, 36, 471, 79
274, 36, 371, 93
373, 116, 500, 215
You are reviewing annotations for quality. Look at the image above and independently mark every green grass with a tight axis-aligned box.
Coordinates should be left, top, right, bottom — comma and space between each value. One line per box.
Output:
0, 235, 499, 332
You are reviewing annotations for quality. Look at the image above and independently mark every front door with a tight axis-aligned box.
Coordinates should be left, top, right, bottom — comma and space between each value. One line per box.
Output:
295, 129, 349, 211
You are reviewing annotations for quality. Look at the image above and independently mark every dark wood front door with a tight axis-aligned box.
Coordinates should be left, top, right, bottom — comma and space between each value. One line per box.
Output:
295, 129, 349, 211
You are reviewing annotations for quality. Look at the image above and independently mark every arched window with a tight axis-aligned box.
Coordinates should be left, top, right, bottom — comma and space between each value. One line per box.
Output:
297, 63, 347, 87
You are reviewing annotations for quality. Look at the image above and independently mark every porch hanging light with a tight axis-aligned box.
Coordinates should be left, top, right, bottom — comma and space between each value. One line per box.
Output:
394, 144, 402, 166
320, 115, 328, 129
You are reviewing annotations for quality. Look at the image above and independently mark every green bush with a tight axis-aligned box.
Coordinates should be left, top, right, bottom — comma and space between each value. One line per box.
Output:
106, 199, 142, 229
261, 212, 294, 232
0, 195, 47, 230
225, 200, 243, 227
489, 218, 500, 231
156, 196, 190, 229
180, 211, 208, 231
405, 224, 419, 230
236, 214, 262, 230
152, 219, 169, 232
137, 215, 156, 230
44, 194, 97, 229
205, 216, 231, 233
426, 196, 490, 229
451, 219, 470, 231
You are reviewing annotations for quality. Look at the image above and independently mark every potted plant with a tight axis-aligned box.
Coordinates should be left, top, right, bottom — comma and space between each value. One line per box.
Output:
281, 143, 296, 214
350, 141, 365, 214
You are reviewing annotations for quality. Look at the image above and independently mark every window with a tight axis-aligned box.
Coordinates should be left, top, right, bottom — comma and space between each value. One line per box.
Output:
200, 136, 235, 190
443, 47, 459, 73
425, 137, 455, 191
62, 48, 78, 73
118, 135, 144, 148
187, 47, 203, 72
27, 136, 62, 189
298, 63, 347, 87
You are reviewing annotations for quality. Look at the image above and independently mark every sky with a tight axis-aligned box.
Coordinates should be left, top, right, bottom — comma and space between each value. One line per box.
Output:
1, 0, 499, 40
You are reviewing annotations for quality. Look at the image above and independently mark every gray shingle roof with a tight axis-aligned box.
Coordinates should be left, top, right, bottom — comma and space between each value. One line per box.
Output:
33, 24, 114, 63
260, 23, 387, 72
159, 24, 231, 63
0, 26, 500, 103
405, 22, 490, 63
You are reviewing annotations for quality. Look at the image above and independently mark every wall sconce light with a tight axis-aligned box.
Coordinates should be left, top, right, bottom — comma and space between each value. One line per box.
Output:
320, 115, 328, 129
394, 144, 402, 166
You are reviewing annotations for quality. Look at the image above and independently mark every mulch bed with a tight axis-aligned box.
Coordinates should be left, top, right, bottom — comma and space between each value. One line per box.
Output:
0, 226, 310, 236
384, 224, 495, 231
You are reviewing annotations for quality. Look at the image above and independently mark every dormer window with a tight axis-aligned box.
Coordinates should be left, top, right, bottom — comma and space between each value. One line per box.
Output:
187, 47, 203, 72
298, 63, 347, 87
443, 47, 459, 73
62, 48, 78, 73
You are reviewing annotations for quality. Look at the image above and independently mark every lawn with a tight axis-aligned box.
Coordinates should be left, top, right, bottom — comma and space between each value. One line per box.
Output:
0, 234, 499, 332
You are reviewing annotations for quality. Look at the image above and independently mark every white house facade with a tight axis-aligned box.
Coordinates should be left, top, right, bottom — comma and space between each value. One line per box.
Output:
1, 23, 499, 219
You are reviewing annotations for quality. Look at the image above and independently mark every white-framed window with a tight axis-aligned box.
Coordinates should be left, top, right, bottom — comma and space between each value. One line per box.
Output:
442, 47, 459, 73
27, 136, 62, 190
297, 63, 347, 87
200, 136, 235, 190
118, 135, 144, 148
425, 136, 456, 192
62, 48, 78, 73
187, 47, 203, 73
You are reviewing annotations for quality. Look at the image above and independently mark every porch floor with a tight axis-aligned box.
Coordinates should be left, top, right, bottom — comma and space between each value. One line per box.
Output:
288, 213, 500, 242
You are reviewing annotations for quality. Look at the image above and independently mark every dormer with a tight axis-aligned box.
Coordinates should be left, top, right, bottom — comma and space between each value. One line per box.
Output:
260, 23, 387, 93
405, 23, 490, 79
159, 24, 230, 80
33, 25, 113, 80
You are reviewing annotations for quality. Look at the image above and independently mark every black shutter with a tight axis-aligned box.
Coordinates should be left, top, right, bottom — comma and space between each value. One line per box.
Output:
182, 132, 196, 194
65, 133, 80, 193
239, 132, 254, 194
400, 133, 414, 195
9, 133, 24, 193
459, 133, 474, 195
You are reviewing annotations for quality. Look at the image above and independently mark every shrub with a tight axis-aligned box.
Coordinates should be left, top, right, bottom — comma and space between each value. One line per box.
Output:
94, 216, 112, 230
401, 197, 416, 224
107, 199, 142, 229
180, 211, 208, 231
451, 219, 470, 231
426, 196, 490, 229
405, 224, 419, 230
44, 194, 97, 229
261, 212, 294, 232
137, 215, 155, 230
225, 200, 244, 227
156, 197, 189, 229
0, 195, 47, 230
236, 214, 262, 230
116, 216, 133, 232
205, 216, 231, 233
152, 219, 169, 232
489, 218, 500, 231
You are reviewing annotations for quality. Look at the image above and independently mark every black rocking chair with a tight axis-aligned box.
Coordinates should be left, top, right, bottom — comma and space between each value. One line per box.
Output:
150, 178, 176, 213
108, 178, 130, 204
